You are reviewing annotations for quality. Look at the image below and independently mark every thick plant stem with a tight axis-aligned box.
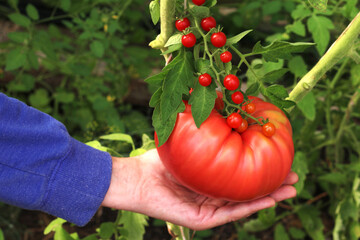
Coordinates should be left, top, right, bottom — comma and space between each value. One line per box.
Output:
149, 0, 175, 62
287, 11, 360, 108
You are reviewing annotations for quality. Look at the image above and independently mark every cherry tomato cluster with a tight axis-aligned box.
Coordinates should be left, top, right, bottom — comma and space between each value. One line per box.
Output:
177, 0, 276, 138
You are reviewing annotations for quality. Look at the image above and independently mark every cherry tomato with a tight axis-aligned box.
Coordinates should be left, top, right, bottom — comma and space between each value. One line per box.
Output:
224, 74, 239, 90
220, 51, 232, 63
227, 113, 242, 129
175, 18, 190, 31
211, 32, 227, 48
231, 91, 244, 104
155, 96, 294, 201
199, 73, 212, 87
262, 122, 276, 137
192, 0, 206, 6
235, 118, 248, 133
182, 33, 196, 48
214, 91, 224, 111
201, 17, 216, 32
245, 103, 256, 114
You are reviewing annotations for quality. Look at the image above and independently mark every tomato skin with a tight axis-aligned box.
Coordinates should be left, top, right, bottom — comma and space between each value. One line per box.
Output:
235, 118, 248, 133
175, 18, 190, 31
245, 103, 256, 113
227, 113, 242, 128
182, 33, 196, 48
224, 74, 239, 90
231, 91, 244, 104
155, 96, 294, 202
211, 32, 227, 48
262, 122, 276, 137
220, 51, 232, 63
214, 91, 224, 111
198, 73, 212, 87
201, 17, 216, 32
192, 0, 206, 6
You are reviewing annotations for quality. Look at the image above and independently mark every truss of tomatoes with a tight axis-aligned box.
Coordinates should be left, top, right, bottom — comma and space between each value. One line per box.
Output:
154, 0, 294, 202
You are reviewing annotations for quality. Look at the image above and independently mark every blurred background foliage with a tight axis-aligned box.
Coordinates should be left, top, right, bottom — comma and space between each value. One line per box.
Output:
0, 0, 360, 239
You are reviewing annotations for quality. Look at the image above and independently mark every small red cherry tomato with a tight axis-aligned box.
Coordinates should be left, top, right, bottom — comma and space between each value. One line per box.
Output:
220, 51, 232, 63
211, 32, 227, 48
201, 17, 216, 32
182, 33, 196, 48
192, 0, 206, 5
235, 118, 248, 133
245, 103, 256, 114
262, 122, 276, 137
175, 18, 190, 31
227, 113, 242, 129
199, 73, 212, 87
231, 91, 244, 104
224, 74, 239, 90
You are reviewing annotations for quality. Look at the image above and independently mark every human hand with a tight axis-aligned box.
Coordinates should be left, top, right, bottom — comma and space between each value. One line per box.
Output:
102, 149, 298, 230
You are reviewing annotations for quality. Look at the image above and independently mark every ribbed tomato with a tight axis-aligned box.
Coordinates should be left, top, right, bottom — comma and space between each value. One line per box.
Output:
155, 96, 294, 202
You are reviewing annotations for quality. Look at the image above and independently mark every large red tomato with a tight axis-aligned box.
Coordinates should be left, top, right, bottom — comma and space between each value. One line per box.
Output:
155, 96, 294, 202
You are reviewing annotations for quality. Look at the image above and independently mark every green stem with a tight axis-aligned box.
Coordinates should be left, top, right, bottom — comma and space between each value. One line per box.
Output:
334, 86, 360, 162
287, 11, 360, 108
149, 0, 176, 62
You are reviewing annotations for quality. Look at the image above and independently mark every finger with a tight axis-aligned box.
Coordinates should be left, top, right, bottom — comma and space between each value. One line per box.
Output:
195, 197, 275, 231
282, 171, 299, 185
269, 185, 297, 202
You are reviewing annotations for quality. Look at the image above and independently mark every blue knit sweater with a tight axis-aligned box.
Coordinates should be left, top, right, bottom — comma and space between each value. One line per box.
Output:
0, 93, 112, 226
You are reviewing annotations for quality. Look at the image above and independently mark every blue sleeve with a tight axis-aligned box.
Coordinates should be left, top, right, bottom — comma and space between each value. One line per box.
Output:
0, 92, 112, 226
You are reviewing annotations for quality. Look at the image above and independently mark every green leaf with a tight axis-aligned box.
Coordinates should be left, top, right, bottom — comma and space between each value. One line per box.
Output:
262, 0, 282, 15
289, 227, 306, 239
5, 47, 27, 71
7, 74, 35, 92
29, 89, 50, 108
291, 5, 312, 20
130, 148, 147, 157
164, 33, 182, 47
7, 31, 28, 43
90, 40, 105, 58
292, 151, 309, 194
297, 91, 316, 121
86, 141, 108, 152
149, 0, 160, 25
8, 13, 31, 27
263, 85, 295, 109
141, 134, 156, 150
118, 211, 148, 240
286, 21, 306, 37
27, 49, 39, 70
160, 51, 194, 122
60, 0, 71, 11
297, 206, 325, 240
226, 30, 253, 46
162, 43, 182, 55
252, 41, 314, 62
262, 69, 289, 84
307, 15, 334, 55
189, 6, 210, 20
0, 229, 4, 240
289, 56, 307, 78
246, 82, 260, 96
308, 0, 328, 11
244, 208, 276, 232
318, 172, 347, 185
99, 222, 115, 239
153, 102, 185, 146
44, 218, 67, 235
26, 4, 39, 20
274, 224, 290, 240
54, 226, 73, 240
149, 87, 162, 107
54, 91, 75, 103
188, 80, 217, 128
203, 0, 217, 8
100, 133, 135, 149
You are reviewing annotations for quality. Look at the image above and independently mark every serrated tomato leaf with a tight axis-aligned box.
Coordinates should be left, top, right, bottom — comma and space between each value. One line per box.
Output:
262, 69, 289, 84
188, 81, 217, 128
226, 30, 253, 46
252, 41, 315, 62
149, 87, 162, 107
160, 51, 194, 122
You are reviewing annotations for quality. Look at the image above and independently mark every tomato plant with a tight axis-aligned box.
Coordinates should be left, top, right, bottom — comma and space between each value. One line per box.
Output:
220, 51, 232, 63
224, 74, 240, 90
198, 73, 212, 87
155, 96, 294, 201
231, 91, 244, 104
